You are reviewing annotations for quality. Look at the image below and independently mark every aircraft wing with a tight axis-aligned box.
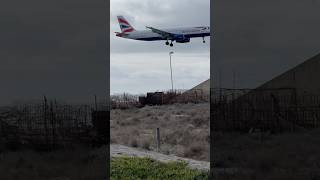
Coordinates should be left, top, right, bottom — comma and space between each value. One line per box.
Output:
146, 26, 175, 39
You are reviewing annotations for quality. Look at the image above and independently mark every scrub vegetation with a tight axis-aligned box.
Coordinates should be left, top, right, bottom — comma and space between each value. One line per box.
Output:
111, 156, 208, 180
0, 145, 107, 180
111, 103, 210, 161
213, 129, 320, 179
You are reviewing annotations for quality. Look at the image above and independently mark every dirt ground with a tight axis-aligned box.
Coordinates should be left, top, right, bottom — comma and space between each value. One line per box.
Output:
111, 144, 209, 171
111, 103, 210, 161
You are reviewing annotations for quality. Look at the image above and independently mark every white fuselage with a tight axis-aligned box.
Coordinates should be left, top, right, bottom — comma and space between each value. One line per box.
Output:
118, 26, 210, 42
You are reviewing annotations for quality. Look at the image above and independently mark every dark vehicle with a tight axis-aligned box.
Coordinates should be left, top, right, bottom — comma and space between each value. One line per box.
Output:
139, 92, 164, 106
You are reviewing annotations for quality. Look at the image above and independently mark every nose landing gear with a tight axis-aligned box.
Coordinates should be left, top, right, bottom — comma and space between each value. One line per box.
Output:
202, 37, 206, 43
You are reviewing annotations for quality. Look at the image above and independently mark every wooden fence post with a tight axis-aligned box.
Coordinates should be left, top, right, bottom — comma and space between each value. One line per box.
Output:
156, 128, 160, 152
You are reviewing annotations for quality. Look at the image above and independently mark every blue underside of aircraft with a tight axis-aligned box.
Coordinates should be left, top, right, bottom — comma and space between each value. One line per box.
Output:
136, 33, 210, 41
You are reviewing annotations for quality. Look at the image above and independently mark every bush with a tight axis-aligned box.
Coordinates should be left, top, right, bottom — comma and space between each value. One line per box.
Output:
111, 157, 208, 180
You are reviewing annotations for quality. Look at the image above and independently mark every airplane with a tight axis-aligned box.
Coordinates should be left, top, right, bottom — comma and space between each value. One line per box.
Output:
115, 15, 210, 47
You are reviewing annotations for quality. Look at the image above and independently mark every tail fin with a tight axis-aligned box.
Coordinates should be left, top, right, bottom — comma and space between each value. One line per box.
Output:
117, 15, 135, 33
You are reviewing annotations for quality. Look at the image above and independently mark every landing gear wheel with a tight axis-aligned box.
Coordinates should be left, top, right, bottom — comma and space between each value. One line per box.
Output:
165, 41, 169, 45
170, 43, 173, 47
202, 37, 206, 43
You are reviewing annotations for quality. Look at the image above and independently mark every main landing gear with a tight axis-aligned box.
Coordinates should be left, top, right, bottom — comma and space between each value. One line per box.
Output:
165, 40, 174, 47
202, 37, 206, 43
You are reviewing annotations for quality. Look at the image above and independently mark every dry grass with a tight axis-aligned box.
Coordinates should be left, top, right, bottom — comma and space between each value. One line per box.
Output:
212, 129, 320, 179
111, 103, 209, 161
0, 145, 107, 180
111, 102, 320, 179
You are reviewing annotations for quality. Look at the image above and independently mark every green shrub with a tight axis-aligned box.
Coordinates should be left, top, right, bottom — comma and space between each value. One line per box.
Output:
111, 156, 208, 180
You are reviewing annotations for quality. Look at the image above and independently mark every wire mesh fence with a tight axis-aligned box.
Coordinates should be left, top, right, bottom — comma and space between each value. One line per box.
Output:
0, 97, 109, 150
211, 88, 320, 132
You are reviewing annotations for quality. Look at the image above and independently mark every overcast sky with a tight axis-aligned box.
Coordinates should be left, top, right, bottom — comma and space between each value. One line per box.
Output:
110, 0, 210, 94
2, 0, 319, 105
213, 0, 320, 89
0, 0, 107, 105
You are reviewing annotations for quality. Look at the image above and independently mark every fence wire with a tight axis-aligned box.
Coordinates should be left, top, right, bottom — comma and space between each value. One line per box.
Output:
0, 98, 109, 150
211, 88, 320, 132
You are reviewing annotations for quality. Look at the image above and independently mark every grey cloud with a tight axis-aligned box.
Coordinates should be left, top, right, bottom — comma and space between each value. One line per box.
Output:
110, 0, 210, 54
110, 0, 210, 94
0, 0, 107, 105
213, 0, 320, 89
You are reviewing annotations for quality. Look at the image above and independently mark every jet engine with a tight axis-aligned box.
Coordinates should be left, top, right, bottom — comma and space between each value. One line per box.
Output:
174, 34, 190, 43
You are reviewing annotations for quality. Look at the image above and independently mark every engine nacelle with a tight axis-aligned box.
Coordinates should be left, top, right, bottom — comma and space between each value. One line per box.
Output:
174, 34, 190, 43
176, 38, 190, 43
